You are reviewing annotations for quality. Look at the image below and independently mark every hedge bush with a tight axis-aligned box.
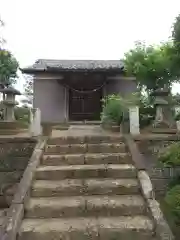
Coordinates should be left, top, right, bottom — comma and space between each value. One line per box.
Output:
165, 185, 180, 224
14, 106, 30, 124
101, 95, 123, 125
139, 106, 155, 127
158, 142, 180, 167
175, 112, 180, 121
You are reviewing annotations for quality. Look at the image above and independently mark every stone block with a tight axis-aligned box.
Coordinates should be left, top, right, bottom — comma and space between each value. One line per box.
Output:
25, 197, 86, 218
86, 195, 146, 217
42, 154, 85, 166
87, 144, 102, 153
138, 170, 154, 199
68, 144, 87, 154
84, 179, 139, 195
31, 179, 85, 197
18, 218, 99, 240
106, 164, 136, 178
45, 145, 69, 154
73, 165, 107, 179
65, 154, 85, 165
98, 216, 154, 240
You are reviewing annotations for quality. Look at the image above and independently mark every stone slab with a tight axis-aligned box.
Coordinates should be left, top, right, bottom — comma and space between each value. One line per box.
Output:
18, 216, 154, 240
31, 179, 85, 197
35, 164, 136, 180
31, 178, 140, 197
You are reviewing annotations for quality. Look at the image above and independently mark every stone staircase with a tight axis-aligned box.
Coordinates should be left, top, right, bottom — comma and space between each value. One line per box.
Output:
18, 135, 156, 240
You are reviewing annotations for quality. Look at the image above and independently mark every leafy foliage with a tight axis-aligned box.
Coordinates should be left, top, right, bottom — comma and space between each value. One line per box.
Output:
158, 142, 180, 167
23, 74, 33, 104
124, 41, 178, 92
139, 94, 156, 127
14, 107, 30, 125
165, 185, 180, 224
175, 112, 180, 121
101, 95, 123, 125
0, 49, 19, 86
101, 93, 140, 125
171, 14, 180, 80
168, 176, 180, 190
101, 92, 155, 128
0, 18, 5, 46
172, 14, 180, 49
0, 18, 19, 87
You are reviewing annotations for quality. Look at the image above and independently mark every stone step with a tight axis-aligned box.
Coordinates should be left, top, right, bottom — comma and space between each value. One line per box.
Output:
25, 195, 146, 218
31, 179, 140, 197
44, 143, 127, 155
35, 164, 136, 180
42, 153, 132, 166
48, 135, 124, 145
18, 216, 154, 240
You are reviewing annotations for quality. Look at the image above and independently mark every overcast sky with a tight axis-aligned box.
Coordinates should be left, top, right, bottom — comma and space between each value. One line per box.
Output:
1, 0, 180, 93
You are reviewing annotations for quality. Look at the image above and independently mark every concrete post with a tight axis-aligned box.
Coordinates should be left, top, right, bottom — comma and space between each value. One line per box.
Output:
129, 106, 140, 135
29, 108, 42, 136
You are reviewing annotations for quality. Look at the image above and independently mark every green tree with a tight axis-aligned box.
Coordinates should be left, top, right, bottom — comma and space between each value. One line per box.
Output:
23, 74, 33, 104
171, 13, 180, 76
172, 14, 180, 49
0, 17, 19, 99
0, 18, 5, 46
0, 18, 19, 88
0, 49, 19, 87
0, 17, 19, 109
124, 41, 178, 93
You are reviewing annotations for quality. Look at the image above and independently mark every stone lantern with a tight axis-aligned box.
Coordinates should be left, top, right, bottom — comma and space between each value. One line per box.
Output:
151, 88, 176, 129
0, 86, 21, 121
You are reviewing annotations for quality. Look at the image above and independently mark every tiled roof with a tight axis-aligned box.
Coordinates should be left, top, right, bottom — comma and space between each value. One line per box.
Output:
21, 59, 124, 73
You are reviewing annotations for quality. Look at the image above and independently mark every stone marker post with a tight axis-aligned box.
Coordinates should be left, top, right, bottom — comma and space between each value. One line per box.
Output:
129, 105, 140, 135
29, 108, 42, 137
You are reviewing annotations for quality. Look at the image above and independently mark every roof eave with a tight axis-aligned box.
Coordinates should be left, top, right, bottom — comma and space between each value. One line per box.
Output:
20, 67, 44, 74
20, 67, 125, 74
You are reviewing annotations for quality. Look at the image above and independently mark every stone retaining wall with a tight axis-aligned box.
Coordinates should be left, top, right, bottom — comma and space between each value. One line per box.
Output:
149, 167, 180, 198
0, 138, 36, 207
137, 139, 180, 198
